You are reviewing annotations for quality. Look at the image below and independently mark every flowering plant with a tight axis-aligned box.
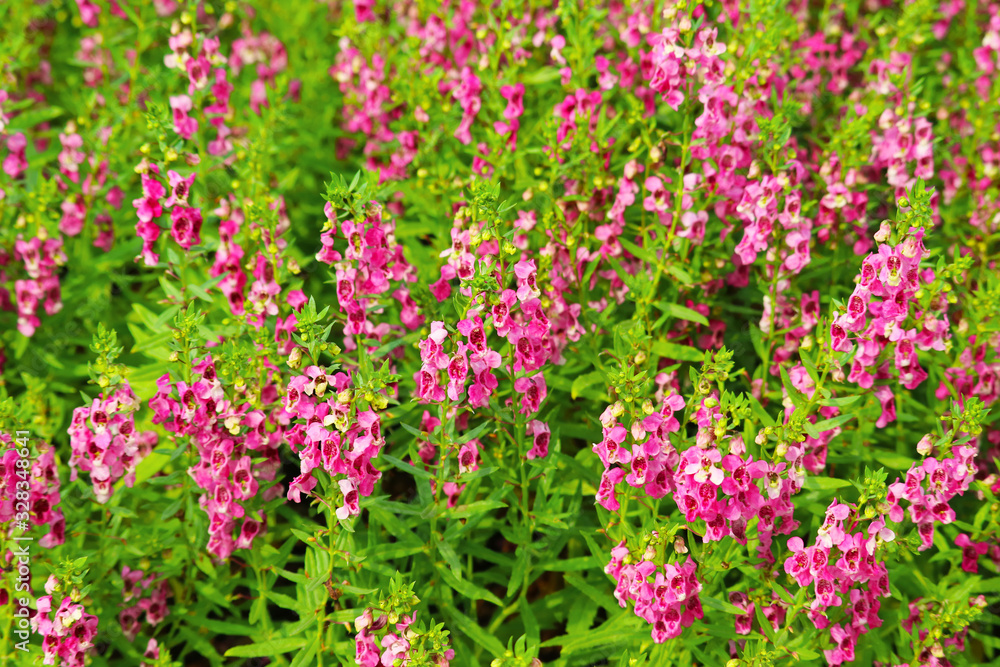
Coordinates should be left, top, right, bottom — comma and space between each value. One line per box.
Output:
1, 0, 999, 666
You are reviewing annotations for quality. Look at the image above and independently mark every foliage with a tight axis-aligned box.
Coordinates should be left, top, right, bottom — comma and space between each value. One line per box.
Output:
1, 0, 999, 666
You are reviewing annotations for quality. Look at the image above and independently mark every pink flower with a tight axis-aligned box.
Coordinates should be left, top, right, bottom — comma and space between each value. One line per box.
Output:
514, 259, 541, 302
419, 322, 451, 369
955, 534, 989, 573
526, 420, 550, 459
784, 537, 813, 586
456, 315, 489, 355
336, 478, 360, 520
446, 346, 469, 401
873, 386, 896, 428
597, 466, 625, 511
513, 373, 547, 415
169, 95, 199, 139
170, 206, 203, 249
164, 170, 196, 208
458, 440, 480, 473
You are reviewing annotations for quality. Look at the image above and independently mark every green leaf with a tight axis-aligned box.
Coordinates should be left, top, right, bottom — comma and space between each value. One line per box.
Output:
618, 237, 658, 265
747, 393, 775, 428
772, 583, 794, 605
289, 636, 321, 667
456, 419, 493, 444
507, 546, 531, 598
701, 595, 748, 615
652, 340, 704, 362
571, 370, 605, 400
437, 564, 503, 606
7, 106, 64, 132
543, 612, 646, 654
779, 365, 806, 408
749, 323, 765, 361
197, 618, 259, 636
873, 451, 916, 469
444, 605, 507, 658
802, 476, 853, 491
224, 637, 308, 658
664, 264, 694, 286
187, 282, 214, 303
755, 603, 777, 642
812, 413, 855, 431
444, 499, 507, 519
819, 394, 863, 408
660, 302, 709, 326
381, 454, 435, 480
563, 573, 619, 614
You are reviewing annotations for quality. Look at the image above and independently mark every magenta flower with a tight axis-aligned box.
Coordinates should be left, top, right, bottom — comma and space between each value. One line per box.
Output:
954, 534, 989, 573
596, 466, 625, 511
513, 372, 547, 415
170, 206, 203, 249
514, 259, 541, 302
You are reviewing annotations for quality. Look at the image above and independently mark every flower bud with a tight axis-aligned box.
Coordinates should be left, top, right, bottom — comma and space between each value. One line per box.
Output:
631, 421, 646, 441
355, 609, 374, 633
874, 221, 891, 243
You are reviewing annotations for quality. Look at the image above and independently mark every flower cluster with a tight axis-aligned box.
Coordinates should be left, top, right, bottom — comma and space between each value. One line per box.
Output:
937, 335, 1000, 407
354, 608, 455, 667
886, 441, 978, 551
900, 595, 988, 667
783, 502, 895, 666
0, 436, 65, 547
132, 163, 202, 266
283, 365, 387, 521
593, 395, 684, 511
319, 200, 420, 344
605, 540, 704, 643
832, 225, 944, 405
68, 382, 156, 505
118, 566, 171, 641
149, 355, 282, 560
728, 590, 786, 639
32, 595, 99, 667
9, 236, 66, 338
5, 0, 1000, 665
594, 391, 801, 567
